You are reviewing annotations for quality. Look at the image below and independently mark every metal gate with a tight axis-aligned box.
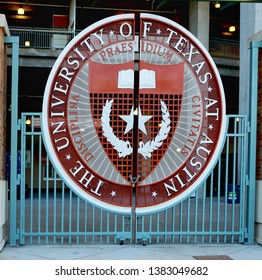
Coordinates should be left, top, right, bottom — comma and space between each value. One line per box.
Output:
7, 29, 261, 247
11, 112, 247, 245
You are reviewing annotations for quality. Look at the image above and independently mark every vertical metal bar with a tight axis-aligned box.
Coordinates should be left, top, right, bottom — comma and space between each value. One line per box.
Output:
61, 180, 65, 244
194, 190, 199, 243
107, 212, 110, 244
238, 117, 244, 242
231, 117, 237, 242
69, 190, 72, 244
45, 154, 50, 245
156, 212, 160, 244
149, 214, 153, 243
37, 119, 42, 244
171, 206, 175, 243
216, 157, 221, 243
5, 36, 19, 246
53, 167, 57, 244
224, 133, 230, 242
201, 182, 206, 243
122, 215, 126, 241
114, 213, 117, 244
179, 202, 183, 243
76, 197, 80, 244
247, 41, 261, 243
99, 209, 103, 243
138, 215, 143, 241
106, 212, 110, 244
240, 116, 247, 242
29, 122, 34, 244
20, 115, 26, 244
209, 172, 214, 243
186, 198, 190, 243
131, 49, 140, 245
84, 202, 88, 244
163, 210, 167, 243
92, 205, 95, 243
221, 116, 229, 243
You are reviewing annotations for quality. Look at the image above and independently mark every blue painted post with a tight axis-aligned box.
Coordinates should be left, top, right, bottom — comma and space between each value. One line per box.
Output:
4, 36, 19, 246
247, 41, 262, 244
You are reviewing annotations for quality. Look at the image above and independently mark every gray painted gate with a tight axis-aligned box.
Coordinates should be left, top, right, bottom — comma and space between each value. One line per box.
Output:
14, 113, 248, 245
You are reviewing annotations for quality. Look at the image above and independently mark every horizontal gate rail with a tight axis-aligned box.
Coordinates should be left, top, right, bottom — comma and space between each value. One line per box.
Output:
16, 113, 247, 245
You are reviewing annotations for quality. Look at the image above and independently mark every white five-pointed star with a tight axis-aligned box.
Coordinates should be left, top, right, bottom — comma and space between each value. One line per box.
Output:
119, 106, 152, 135
208, 124, 214, 130
111, 191, 116, 197
66, 154, 71, 160
152, 191, 158, 197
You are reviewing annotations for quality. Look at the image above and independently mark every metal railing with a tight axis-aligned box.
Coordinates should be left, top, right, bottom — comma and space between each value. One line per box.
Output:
9, 27, 75, 50
209, 37, 239, 60
9, 27, 239, 60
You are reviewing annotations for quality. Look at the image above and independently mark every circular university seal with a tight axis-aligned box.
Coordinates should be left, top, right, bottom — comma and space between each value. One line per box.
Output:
42, 13, 226, 214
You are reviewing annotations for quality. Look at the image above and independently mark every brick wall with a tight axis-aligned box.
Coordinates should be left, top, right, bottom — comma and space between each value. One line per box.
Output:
0, 29, 7, 180
257, 49, 262, 180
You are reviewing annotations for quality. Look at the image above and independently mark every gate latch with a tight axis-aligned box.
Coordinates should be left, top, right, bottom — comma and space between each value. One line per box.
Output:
129, 175, 140, 187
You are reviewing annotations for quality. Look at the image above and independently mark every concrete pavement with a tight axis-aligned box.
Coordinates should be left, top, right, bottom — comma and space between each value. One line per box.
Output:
1, 243, 262, 260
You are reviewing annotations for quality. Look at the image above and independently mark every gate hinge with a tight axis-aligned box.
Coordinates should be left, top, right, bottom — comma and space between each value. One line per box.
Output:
117, 232, 132, 245
244, 227, 249, 239
16, 228, 21, 240
245, 175, 250, 186
136, 233, 151, 246
16, 173, 21, 185
247, 121, 251, 133
17, 119, 22, 130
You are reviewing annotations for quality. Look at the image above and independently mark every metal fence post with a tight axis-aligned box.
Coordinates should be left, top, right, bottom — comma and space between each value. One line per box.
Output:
4, 36, 19, 246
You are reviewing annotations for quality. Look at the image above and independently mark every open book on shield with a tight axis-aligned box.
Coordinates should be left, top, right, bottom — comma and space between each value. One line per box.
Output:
118, 69, 156, 89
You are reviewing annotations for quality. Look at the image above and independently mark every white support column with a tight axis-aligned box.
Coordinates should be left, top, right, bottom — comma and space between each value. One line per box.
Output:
189, 1, 210, 51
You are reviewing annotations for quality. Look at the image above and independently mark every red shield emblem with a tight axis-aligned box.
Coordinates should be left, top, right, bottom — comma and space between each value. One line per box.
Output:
89, 60, 184, 184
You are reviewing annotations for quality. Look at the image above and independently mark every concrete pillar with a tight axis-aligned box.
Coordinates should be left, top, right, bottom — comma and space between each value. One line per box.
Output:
189, 1, 210, 50
239, 3, 262, 245
239, 3, 262, 117
69, 0, 76, 31
0, 14, 9, 252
